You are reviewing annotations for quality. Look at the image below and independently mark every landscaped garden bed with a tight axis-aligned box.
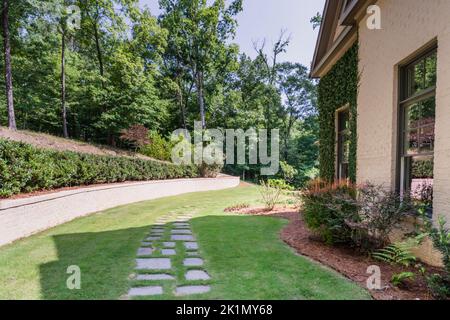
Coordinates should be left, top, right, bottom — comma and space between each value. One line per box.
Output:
227, 204, 443, 300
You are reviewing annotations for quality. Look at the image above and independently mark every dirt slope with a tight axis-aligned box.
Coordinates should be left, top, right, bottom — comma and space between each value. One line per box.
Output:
0, 126, 157, 161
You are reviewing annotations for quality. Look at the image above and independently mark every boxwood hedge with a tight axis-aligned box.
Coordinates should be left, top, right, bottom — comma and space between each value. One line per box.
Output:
0, 138, 199, 198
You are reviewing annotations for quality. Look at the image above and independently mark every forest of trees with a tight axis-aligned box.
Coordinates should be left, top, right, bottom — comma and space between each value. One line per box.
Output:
0, 0, 318, 185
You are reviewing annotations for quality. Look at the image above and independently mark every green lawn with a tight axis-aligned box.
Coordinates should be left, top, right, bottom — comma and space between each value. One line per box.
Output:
0, 184, 370, 300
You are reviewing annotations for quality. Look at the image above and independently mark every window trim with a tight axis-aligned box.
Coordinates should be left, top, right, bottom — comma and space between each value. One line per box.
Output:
396, 45, 437, 197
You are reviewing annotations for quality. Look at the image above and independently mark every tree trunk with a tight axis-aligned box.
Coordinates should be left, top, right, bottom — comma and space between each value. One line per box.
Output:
284, 115, 295, 161
61, 29, 68, 138
2, 0, 16, 130
93, 22, 104, 78
176, 78, 186, 129
196, 71, 206, 129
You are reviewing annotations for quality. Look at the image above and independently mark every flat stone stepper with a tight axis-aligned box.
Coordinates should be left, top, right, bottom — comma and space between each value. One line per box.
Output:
161, 249, 176, 256
171, 229, 192, 235
185, 270, 210, 281
128, 286, 163, 297
171, 235, 195, 241
163, 242, 176, 248
175, 285, 210, 296
135, 258, 172, 270
183, 258, 204, 267
134, 274, 175, 281
184, 242, 198, 250
137, 247, 154, 256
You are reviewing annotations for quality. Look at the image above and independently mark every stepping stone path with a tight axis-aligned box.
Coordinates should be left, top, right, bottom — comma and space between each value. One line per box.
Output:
127, 213, 212, 298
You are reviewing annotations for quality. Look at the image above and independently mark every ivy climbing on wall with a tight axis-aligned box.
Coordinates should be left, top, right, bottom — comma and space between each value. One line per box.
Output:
317, 43, 359, 182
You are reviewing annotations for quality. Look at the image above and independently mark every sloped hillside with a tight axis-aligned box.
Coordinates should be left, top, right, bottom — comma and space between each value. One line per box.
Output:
0, 126, 155, 161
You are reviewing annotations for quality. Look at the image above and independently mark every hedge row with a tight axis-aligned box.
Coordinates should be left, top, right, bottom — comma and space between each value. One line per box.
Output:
0, 138, 199, 198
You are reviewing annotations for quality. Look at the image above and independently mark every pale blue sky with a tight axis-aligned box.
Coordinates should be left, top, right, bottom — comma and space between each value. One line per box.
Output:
139, 0, 325, 68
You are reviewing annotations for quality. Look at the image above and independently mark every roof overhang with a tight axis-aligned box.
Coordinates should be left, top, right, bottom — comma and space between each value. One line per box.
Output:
310, 0, 376, 78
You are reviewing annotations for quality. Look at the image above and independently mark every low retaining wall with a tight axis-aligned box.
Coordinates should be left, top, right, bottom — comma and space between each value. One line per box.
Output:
0, 176, 240, 247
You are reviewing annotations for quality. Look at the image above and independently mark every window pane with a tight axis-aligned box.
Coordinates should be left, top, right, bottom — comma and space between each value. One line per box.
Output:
338, 111, 349, 132
405, 129, 419, 155
337, 110, 350, 180
404, 156, 434, 211
404, 96, 435, 154
408, 59, 425, 95
425, 52, 437, 88
420, 97, 436, 125
405, 51, 437, 98
405, 103, 421, 130
419, 126, 435, 153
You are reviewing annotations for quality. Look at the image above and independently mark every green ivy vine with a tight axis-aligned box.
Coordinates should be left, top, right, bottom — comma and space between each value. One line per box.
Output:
317, 43, 359, 182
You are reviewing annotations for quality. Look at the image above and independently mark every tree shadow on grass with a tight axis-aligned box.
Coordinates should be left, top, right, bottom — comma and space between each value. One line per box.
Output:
190, 215, 371, 300
39, 226, 150, 300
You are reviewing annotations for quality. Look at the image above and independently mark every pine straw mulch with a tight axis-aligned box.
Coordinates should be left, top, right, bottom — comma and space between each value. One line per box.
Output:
228, 205, 444, 300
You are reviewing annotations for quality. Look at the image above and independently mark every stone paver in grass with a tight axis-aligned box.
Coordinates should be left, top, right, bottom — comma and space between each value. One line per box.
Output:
141, 241, 153, 247
171, 235, 195, 241
174, 222, 190, 226
186, 251, 200, 256
184, 242, 198, 250
136, 258, 171, 270
128, 286, 163, 297
135, 274, 175, 281
146, 236, 162, 241
173, 225, 190, 229
175, 285, 210, 296
151, 229, 165, 233
185, 270, 211, 281
137, 248, 154, 256
183, 258, 204, 267
162, 242, 176, 248
171, 229, 192, 235
161, 249, 176, 256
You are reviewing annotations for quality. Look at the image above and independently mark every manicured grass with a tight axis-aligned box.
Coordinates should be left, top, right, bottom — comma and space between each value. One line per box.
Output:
0, 185, 370, 300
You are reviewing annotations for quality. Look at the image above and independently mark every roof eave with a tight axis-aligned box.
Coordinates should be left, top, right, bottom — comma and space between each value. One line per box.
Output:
310, 26, 357, 78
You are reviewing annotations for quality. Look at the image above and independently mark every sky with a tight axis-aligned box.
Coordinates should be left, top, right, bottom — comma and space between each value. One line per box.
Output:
139, 0, 325, 68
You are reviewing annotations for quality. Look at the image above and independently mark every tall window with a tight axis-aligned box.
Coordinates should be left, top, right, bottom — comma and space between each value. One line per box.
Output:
337, 108, 350, 180
399, 48, 437, 213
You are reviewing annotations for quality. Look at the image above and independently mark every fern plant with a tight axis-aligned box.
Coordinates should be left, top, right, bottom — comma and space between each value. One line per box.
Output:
372, 240, 417, 267
391, 272, 415, 287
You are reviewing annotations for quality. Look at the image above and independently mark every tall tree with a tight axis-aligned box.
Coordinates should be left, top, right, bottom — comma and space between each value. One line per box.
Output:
60, 20, 68, 138
159, 0, 243, 129
278, 62, 316, 160
2, 0, 15, 130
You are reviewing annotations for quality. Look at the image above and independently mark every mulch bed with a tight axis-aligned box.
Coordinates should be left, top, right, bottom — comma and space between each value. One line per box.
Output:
232, 206, 443, 300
